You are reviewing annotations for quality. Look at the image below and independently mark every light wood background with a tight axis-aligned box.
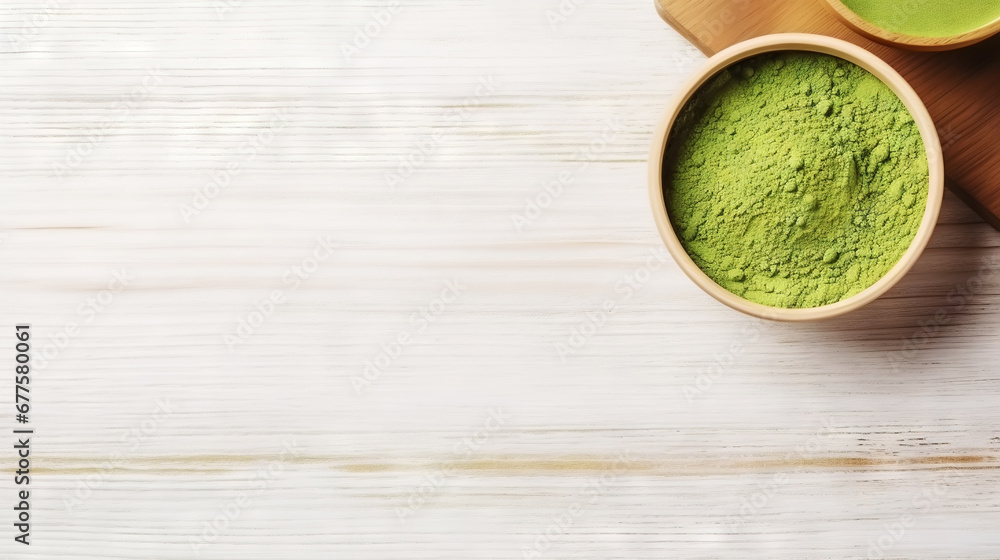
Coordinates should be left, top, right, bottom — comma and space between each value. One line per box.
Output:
1, 1, 999, 558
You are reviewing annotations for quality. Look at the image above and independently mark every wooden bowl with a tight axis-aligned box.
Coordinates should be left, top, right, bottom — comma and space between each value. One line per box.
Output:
648, 33, 944, 322
823, 0, 1000, 51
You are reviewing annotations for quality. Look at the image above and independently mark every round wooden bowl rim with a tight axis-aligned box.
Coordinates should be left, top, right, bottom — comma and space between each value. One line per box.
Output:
647, 33, 944, 322
823, 0, 1000, 51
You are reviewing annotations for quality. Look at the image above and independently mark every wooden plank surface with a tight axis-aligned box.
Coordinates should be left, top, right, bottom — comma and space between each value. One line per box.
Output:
656, 0, 1000, 231
0, 1, 999, 558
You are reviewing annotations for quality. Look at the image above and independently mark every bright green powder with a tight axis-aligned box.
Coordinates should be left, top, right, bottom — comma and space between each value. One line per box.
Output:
840, 0, 1000, 37
664, 52, 928, 309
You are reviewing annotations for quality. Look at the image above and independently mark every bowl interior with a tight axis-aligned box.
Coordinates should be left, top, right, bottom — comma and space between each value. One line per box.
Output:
648, 34, 944, 322
823, 0, 1000, 51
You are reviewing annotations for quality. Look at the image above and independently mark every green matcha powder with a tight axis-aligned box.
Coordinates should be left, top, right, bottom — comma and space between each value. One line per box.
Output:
664, 52, 928, 309
840, 0, 1000, 38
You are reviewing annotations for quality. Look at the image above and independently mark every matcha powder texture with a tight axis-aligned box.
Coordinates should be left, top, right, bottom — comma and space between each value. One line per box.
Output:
664, 52, 928, 309
840, 0, 1000, 38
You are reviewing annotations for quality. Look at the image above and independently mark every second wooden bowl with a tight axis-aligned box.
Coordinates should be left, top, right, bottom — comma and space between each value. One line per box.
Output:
824, 0, 1000, 51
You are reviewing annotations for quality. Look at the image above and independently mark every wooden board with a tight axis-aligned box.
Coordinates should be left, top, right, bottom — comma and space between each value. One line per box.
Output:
655, 0, 1000, 231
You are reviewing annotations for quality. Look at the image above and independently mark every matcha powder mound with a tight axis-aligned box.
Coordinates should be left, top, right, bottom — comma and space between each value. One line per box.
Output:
664, 52, 929, 309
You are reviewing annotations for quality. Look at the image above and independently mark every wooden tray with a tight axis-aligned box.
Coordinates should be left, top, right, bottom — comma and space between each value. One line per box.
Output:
655, 0, 1000, 231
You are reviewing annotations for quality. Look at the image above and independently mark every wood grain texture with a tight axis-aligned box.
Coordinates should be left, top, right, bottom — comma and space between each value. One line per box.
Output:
0, 1, 998, 558
656, 0, 1000, 231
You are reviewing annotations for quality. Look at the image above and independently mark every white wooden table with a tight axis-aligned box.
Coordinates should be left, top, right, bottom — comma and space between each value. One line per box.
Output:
2, 1, 999, 558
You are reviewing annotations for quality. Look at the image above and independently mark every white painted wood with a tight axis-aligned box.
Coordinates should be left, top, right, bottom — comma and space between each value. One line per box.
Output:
1, 1, 998, 558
